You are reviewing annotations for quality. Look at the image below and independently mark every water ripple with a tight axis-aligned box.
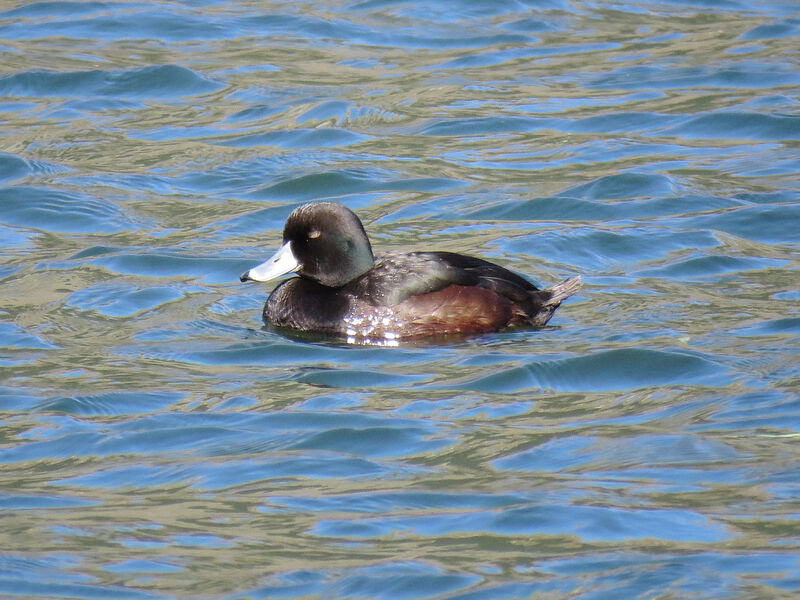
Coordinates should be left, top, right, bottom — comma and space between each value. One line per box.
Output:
0, 65, 222, 98
0, 0, 798, 598
459, 348, 728, 393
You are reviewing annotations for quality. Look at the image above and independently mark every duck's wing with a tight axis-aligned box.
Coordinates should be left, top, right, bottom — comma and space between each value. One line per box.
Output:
351, 251, 540, 306
429, 251, 540, 302
427, 252, 581, 327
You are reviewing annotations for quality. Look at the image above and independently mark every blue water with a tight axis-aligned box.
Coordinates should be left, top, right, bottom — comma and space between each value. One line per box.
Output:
1, 0, 799, 598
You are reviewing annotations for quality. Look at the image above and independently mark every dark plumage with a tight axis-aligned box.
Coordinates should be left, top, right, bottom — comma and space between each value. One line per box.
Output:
240, 202, 581, 343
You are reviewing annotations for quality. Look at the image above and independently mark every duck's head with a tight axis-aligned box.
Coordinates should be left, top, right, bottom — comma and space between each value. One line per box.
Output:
240, 202, 374, 288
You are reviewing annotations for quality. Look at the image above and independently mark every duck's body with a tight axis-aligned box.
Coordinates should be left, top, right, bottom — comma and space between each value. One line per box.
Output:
241, 202, 580, 343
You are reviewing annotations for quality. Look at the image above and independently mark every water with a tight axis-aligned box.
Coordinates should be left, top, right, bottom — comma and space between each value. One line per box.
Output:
1, 0, 798, 598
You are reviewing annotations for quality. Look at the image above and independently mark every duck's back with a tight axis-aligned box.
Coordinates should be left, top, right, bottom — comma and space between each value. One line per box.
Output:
347, 251, 531, 304
349, 252, 578, 333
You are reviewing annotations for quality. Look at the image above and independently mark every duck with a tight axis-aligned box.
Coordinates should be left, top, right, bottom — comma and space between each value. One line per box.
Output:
240, 202, 581, 343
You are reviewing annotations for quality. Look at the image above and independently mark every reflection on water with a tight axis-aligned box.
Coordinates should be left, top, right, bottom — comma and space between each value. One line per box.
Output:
1, 0, 799, 598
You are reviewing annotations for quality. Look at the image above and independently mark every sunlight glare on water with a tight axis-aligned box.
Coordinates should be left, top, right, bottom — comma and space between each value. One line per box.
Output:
0, 0, 799, 598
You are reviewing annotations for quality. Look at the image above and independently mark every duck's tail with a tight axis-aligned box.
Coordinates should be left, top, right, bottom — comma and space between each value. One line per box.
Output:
526, 275, 582, 328
546, 275, 582, 306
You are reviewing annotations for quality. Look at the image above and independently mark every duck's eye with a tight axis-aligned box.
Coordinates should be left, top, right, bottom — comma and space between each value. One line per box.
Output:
308, 230, 321, 240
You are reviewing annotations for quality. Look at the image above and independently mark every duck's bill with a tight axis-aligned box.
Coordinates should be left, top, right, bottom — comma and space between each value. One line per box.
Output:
240, 241, 300, 283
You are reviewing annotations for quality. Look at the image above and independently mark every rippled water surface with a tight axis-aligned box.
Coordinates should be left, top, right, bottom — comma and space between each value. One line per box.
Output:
2, 0, 799, 598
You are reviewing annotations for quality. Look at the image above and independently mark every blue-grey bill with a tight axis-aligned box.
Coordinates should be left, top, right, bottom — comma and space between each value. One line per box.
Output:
240, 241, 300, 282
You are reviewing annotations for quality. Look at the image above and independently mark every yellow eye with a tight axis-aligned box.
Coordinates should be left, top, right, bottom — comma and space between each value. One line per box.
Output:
308, 230, 321, 239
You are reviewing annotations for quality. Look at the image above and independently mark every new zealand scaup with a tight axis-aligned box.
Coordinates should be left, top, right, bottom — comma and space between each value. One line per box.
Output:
240, 202, 581, 343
